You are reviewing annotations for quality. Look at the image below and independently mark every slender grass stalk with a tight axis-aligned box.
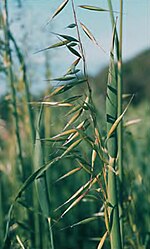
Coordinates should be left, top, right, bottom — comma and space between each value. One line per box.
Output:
2, 0, 24, 175
107, 0, 119, 60
0, 173, 4, 244
106, 26, 122, 249
118, 0, 124, 245
2, 3, 38, 247
9, 31, 35, 144
8, 30, 38, 248
71, 0, 91, 95
107, 0, 124, 245
48, 218, 55, 249
34, 105, 54, 248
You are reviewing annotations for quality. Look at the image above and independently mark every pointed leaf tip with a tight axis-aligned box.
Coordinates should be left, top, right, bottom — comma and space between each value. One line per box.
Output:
79, 5, 108, 12
52, 0, 69, 20
80, 22, 97, 45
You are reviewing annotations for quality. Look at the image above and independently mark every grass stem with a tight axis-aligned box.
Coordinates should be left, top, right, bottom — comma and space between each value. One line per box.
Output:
2, 0, 24, 176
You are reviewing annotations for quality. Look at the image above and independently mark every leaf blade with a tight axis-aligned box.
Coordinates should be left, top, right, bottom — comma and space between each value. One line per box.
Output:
51, 0, 69, 19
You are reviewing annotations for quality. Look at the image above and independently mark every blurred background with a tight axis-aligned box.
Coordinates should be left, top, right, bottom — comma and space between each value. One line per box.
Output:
1, 0, 150, 93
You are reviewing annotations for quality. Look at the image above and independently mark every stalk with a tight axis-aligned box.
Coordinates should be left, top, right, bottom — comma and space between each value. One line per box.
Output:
9, 31, 35, 144
8, 32, 38, 247
107, 0, 124, 245
2, 0, 24, 175
106, 26, 122, 249
107, 0, 119, 60
34, 105, 54, 248
2, 3, 38, 247
0, 173, 4, 244
118, 0, 124, 245
71, 0, 92, 95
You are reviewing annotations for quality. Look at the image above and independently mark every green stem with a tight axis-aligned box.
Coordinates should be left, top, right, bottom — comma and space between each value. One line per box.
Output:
48, 218, 55, 249
107, 0, 119, 60
34, 105, 54, 248
9, 31, 35, 144
2, 0, 24, 175
107, 160, 122, 249
107, 0, 124, 246
71, 0, 92, 95
118, 0, 123, 246
106, 29, 122, 249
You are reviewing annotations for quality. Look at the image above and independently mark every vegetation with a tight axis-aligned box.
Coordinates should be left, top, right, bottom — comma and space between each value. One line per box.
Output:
0, 0, 150, 249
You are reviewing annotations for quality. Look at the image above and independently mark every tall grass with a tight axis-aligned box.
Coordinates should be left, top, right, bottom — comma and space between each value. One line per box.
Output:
0, 1, 149, 249
106, 23, 122, 249
2, 0, 24, 177
117, 1, 124, 244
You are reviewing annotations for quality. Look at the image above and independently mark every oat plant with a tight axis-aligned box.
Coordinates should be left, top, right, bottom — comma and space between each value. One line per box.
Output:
1, 0, 137, 248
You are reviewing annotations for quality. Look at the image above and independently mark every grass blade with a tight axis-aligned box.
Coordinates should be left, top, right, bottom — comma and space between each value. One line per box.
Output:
34, 40, 69, 54
16, 235, 25, 249
107, 95, 134, 140
51, 0, 69, 20
66, 23, 76, 29
79, 5, 109, 12
60, 138, 82, 158
80, 22, 97, 44
97, 231, 108, 249
61, 192, 87, 218
67, 45, 81, 58
70, 217, 98, 228
56, 167, 81, 183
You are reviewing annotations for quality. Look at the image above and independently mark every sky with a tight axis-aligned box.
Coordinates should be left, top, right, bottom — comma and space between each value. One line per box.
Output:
1, 0, 150, 94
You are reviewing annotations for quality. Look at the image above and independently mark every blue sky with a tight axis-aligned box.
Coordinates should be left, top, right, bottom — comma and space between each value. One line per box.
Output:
2, 0, 150, 93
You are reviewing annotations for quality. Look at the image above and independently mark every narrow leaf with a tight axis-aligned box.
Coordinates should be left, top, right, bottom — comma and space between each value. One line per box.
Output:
63, 131, 79, 146
66, 23, 76, 29
34, 40, 69, 54
56, 167, 81, 182
97, 231, 108, 249
55, 178, 93, 212
60, 138, 82, 158
51, 0, 69, 19
52, 129, 77, 139
79, 5, 109, 12
107, 95, 134, 139
67, 45, 81, 58
61, 192, 87, 218
66, 104, 81, 116
61, 176, 98, 217
66, 69, 80, 75
70, 216, 97, 228
49, 85, 65, 97
15, 157, 60, 201
63, 120, 87, 145
80, 22, 97, 44
48, 76, 76, 82
104, 207, 110, 232
77, 160, 92, 174
16, 235, 25, 249
33, 101, 73, 107
63, 109, 82, 130
63, 95, 82, 103
54, 33, 78, 42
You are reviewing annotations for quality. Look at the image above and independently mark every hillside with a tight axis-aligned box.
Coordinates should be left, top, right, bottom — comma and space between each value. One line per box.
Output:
91, 49, 150, 105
